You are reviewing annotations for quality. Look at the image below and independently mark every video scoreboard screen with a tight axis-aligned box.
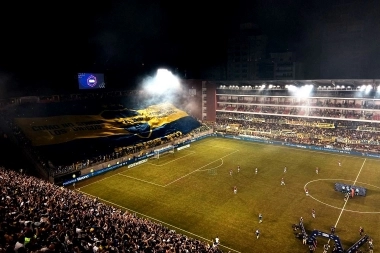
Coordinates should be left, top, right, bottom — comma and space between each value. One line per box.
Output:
78, 73, 106, 89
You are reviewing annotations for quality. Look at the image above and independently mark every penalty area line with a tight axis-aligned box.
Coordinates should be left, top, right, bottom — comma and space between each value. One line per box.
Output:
198, 158, 224, 172
164, 149, 239, 187
117, 173, 165, 187
148, 151, 196, 167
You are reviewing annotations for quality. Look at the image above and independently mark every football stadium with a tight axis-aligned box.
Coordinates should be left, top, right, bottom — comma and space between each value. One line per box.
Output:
1, 77, 380, 253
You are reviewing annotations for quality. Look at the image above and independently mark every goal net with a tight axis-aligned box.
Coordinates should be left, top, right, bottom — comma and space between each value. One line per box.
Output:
151, 145, 175, 160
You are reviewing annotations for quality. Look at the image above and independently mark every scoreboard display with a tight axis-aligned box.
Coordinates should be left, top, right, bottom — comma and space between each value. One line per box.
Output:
78, 73, 106, 89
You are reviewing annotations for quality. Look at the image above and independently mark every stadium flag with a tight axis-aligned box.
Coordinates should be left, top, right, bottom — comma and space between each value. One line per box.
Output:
14, 103, 196, 146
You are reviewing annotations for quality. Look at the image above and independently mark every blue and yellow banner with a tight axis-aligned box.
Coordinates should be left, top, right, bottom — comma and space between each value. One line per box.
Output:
15, 103, 198, 146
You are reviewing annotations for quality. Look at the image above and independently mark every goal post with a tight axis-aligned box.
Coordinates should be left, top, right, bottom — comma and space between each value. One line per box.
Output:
150, 145, 174, 160
151, 151, 160, 160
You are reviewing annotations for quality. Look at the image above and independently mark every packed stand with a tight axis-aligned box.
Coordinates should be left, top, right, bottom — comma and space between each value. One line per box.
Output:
0, 167, 223, 253
0, 95, 210, 177
215, 114, 380, 154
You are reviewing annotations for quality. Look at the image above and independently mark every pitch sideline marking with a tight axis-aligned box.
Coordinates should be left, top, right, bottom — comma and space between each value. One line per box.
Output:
79, 138, 354, 191
217, 136, 364, 160
78, 173, 119, 191
76, 189, 241, 253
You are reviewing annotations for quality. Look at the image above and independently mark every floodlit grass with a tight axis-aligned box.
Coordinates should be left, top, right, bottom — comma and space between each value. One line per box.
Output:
75, 137, 380, 253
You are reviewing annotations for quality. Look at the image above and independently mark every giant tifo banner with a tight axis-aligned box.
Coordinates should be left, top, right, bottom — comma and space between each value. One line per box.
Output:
15, 103, 199, 147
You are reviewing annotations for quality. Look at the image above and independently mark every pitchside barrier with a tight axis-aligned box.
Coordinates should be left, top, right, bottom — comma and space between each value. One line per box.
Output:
217, 133, 380, 159
62, 132, 212, 186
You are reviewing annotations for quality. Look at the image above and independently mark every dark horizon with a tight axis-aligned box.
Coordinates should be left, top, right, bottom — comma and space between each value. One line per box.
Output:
1, 0, 380, 95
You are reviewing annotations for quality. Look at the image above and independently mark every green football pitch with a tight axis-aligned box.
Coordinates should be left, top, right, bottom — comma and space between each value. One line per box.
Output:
74, 137, 380, 253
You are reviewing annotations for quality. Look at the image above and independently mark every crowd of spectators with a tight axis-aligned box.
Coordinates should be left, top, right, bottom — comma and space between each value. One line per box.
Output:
0, 167, 223, 253
216, 97, 380, 121
0, 93, 210, 178
215, 114, 380, 154
0, 107, 210, 178
49, 125, 211, 177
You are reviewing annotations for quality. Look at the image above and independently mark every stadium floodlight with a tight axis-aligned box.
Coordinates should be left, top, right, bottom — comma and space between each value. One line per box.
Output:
287, 84, 313, 97
143, 68, 180, 95
365, 85, 373, 94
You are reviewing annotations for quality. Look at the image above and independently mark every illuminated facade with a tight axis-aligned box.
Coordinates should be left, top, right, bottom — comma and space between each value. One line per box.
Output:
199, 79, 380, 123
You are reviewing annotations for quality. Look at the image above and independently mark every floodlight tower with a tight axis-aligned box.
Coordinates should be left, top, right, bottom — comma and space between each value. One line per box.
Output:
143, 68, 180, 95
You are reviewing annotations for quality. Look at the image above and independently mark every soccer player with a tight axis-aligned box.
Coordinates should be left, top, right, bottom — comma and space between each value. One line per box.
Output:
281, 178, 285, 185
255, 168, 258, 174
237, 165, 240, 172
359, 226, 364, 236
284, 166, 287, 173
368, 237, 373, 247
338, 160, 341, 166
233, 186, 237, 194
230, 169, 233, 176
368, 238, 374, 253
330, 226, 335, 235
369, 243, 374, 253
255, 229, 260, 239
302, 234, 307, 245
215, 236, 219, 245
300, 217, 303, 223
316, 167, 319, 174
258, 213, 263, 223
305, 188, 309, 196
323, 244, 330, 253
312, 208, 315, 218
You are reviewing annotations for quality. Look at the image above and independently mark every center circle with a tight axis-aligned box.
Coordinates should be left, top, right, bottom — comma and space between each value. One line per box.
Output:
304, 178, 380, 214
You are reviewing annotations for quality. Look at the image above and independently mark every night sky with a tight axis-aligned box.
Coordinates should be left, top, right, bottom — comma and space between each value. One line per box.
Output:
0, 0, 379, 95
